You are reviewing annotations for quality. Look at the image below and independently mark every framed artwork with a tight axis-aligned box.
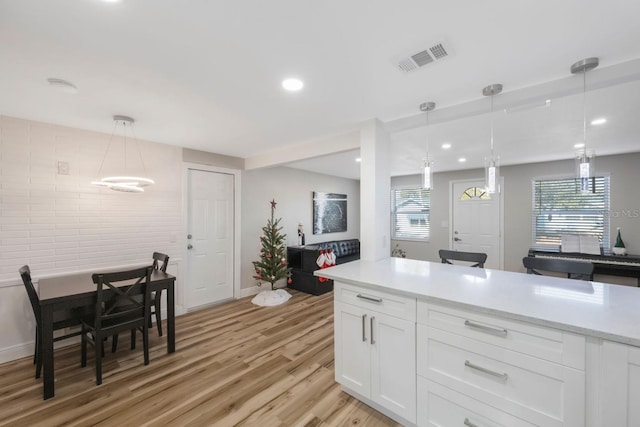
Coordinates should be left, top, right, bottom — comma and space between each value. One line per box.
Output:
313, 192, 347, 234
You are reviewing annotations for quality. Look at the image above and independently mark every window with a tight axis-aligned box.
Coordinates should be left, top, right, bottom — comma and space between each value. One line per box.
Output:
460, 187, 491, 200
532, 176, 610, 250
391, 187, 430, 240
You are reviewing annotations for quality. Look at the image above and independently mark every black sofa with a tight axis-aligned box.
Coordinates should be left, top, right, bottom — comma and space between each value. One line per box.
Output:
287, 239, 360, 295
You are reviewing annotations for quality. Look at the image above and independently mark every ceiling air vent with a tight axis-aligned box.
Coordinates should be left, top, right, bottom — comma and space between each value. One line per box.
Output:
394, 41, 450, 74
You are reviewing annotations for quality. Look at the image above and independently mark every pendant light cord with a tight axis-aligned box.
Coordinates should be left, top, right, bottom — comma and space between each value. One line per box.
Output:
490, 93, 495, 159
97, 120, 119, 177
582, 70, 587, 154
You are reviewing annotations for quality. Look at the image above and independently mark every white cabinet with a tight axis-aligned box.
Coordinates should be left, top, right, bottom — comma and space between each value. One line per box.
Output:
417, 301, 586, 426
334, 282, 416, 424
592, 340, 640, 426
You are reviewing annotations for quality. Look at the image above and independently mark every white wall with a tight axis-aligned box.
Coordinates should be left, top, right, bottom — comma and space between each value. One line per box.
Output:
391, 152, 640, 282
0, 116, 183, 363
241, 166, 360, 291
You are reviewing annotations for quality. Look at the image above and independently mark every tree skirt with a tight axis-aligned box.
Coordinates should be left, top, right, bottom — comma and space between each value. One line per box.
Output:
251, 289, 292, 306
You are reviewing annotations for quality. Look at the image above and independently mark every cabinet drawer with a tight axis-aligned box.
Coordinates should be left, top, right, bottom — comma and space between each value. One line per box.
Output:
418, 377, 538, 427
417, 300, 585, 370
418, 325, 585, 426
334, 281, 416, 321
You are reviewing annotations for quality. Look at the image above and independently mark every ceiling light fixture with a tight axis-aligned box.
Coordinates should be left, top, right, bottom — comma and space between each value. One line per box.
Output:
482, 83, 503, 194
419, 101, 435, 190
458, 157, 467, 163
282, 78, 304, 92
91, 115, 154, 192
574, 143, 585, 149
441, 143, 451, 149
571, 57, 599, 193
355, 157, 361, 162
591, 117, 607, 126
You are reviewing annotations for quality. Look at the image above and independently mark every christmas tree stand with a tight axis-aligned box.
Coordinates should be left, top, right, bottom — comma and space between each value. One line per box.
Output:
251, 288, 292, 306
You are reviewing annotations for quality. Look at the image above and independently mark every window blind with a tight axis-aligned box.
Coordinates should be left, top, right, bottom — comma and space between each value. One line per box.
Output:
391, 187, 430, 240
531, 176, 610, 250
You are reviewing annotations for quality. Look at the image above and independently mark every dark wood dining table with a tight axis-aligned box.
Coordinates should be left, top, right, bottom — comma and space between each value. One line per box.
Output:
37, 269, 176, 399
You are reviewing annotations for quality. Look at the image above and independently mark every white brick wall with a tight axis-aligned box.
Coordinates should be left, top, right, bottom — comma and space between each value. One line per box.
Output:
0, 116, 182, 282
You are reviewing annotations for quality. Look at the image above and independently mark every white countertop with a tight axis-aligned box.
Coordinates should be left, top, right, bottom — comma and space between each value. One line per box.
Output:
315, 258, 640, 347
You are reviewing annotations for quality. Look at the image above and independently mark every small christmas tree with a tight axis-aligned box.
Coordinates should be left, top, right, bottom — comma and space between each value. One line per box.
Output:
252, 199, 292, 290
613, 227, 627, 255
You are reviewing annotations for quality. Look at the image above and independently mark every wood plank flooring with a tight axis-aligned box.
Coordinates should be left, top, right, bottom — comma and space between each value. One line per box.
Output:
0, 290, 401, 426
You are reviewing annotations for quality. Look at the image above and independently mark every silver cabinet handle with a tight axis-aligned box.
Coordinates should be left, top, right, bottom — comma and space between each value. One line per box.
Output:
464, 360, 509, 381
357, 294, 382, 303
362, 314, 367, 342
464, 320, 508, 337
463, 418, 478, 427
370, 316, 376, 344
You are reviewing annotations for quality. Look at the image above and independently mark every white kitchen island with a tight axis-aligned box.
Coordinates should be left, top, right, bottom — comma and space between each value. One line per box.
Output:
316, 257, 640, 427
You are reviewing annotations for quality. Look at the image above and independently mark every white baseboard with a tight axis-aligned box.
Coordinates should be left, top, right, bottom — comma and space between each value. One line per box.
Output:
0, 342, 33, 365
239, 285, 262, 298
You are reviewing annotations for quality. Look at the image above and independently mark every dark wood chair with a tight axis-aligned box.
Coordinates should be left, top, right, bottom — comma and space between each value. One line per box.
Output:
19, 265, 90, 379
81, 266, 153, 385
439, 249, 488, 268
522, 256, 594, 281
150, 252, 169, 336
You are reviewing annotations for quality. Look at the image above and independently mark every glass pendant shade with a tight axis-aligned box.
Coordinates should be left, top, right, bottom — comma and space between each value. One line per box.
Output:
422, 157, 433, 190
576, 149, 595, 193
570, 57, 599, 194
484, 155, 500, 194
419, 101, 436, 191
482, 84, 502, 194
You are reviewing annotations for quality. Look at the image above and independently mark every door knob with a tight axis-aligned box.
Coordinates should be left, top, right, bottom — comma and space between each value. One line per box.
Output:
454, 237, 462, 242
187, 244, 193, 250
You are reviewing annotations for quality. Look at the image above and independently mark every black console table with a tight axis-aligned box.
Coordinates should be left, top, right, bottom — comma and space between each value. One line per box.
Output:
287, 245, 333, 295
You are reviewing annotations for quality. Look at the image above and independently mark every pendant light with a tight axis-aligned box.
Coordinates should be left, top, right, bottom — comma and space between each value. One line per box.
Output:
570, 57, 599, 193
482, 84, 502, 194
91, 115, 154, 192
419, 101, 435, 190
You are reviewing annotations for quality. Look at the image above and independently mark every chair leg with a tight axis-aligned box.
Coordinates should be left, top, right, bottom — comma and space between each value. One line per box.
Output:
112, 334, 119, 353
33, 329, 38, 365
35, 327, 43, 379
96, 334, 102, 385
81, 326, 87, 368
155, 294, 163, 337
130, 329, 136, 349
143, 326, 149, 366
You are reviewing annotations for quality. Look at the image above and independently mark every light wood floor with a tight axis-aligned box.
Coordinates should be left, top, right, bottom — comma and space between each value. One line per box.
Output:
0, 290, 401, 426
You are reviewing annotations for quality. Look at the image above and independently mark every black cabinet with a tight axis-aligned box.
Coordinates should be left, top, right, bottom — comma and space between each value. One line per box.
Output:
287, 245, 333, 295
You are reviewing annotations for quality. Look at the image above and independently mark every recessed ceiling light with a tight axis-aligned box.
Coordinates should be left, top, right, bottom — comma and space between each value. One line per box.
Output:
574, 142, 585, 148
441, 143, 451, 149
101, 0, 122, 3
282, 78, 304, 92
47, 78, 78, 94
355, 158, 361, 162
458, 157, 466, 163
591, 117, 607, 126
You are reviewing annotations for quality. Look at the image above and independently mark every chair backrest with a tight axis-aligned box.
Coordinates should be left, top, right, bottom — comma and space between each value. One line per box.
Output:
522, 256, 594, 281
439, 249, 488, 268
91, 266, 153, 331
19, 265, 41, 324
152, 252, 170, 272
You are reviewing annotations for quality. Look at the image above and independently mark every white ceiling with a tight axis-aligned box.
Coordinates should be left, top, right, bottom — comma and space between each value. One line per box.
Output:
2, 0, 640, 178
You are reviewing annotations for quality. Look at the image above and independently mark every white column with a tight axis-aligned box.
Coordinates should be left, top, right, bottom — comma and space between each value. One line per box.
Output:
360, 118, 390, 261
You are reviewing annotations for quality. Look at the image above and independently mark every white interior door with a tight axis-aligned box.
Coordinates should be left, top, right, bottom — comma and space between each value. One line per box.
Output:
186, 168, 234, 309
451, 180, 501, 269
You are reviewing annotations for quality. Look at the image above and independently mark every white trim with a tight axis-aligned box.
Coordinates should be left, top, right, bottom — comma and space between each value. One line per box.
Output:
448, 177, 505, 270
182, 162, 242, 309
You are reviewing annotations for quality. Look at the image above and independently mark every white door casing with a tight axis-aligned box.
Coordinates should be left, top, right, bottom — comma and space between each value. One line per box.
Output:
450, 179, 503, 269
185, 167, 235, 309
